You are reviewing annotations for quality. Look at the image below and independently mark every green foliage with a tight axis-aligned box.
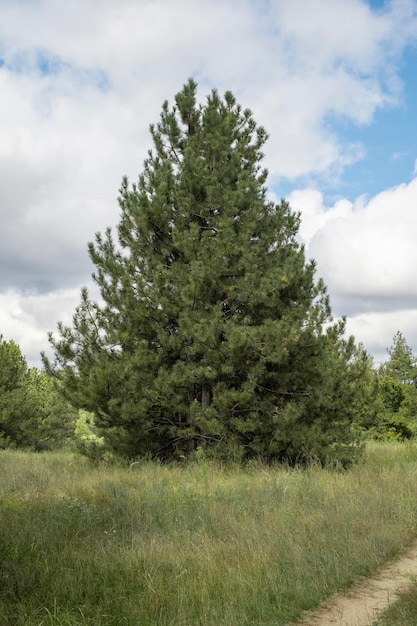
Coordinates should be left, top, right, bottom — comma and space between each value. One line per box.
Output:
74, 409, 100, 441
0, 335, 76, 449
44, 80, 368, 465
0, 336, 31, 447
382, 330, 417, 384
27, 369, 78, 448
373, 332, 417, 440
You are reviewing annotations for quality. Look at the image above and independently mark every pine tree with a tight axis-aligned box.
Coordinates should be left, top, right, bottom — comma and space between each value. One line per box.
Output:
44, 80, 366, 464
0, 336, 29, 447
375, 331, 417, 439
0, 335, 76, 449
383, 331, 417, 384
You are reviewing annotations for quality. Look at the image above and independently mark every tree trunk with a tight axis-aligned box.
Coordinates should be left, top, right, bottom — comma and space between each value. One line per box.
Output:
202, 383, 210, 410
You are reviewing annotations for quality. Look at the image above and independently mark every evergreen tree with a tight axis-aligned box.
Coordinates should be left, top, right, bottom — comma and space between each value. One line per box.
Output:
375, 331, 417, 439
383, 330, 417, 384
0, 336, 30, 447
26, 369, 77, 449
0, 335, 76, 449
44, 80, 366, 464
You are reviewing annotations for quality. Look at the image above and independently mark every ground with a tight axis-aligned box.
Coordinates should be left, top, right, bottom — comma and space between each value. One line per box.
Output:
295, 540, 417, 626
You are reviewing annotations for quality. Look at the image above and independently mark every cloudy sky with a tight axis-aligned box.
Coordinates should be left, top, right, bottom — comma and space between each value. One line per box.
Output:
1, 0, 417, 368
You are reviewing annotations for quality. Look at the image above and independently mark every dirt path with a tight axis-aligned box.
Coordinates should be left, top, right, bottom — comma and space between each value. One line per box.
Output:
295, 540, 417, 626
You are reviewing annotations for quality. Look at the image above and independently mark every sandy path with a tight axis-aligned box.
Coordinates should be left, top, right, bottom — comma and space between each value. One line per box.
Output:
294, 540, 417, 626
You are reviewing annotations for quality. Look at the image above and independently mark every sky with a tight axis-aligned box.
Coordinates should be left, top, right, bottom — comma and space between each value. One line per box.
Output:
1, 0, 417, 369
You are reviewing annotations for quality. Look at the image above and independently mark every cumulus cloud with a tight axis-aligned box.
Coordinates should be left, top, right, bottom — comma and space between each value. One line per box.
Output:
291, 177, 417, 361
292, 179, 417, 302
345, 308, 417, 366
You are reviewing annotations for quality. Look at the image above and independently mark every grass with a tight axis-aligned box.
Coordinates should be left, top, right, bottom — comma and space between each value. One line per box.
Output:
373, 581, 417, 626
2, 442, 417, 625
373, 586, 417, 626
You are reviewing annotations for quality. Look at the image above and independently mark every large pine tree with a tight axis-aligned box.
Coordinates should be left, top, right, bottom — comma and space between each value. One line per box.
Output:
44, 80, 367, 464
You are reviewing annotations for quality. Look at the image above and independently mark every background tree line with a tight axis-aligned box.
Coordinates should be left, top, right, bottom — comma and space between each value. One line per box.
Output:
2, 81, 416, 463
0, 335, 76, 450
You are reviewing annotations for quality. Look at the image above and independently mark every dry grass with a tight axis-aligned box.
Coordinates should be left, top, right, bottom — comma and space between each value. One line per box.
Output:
1, 442, 417, 625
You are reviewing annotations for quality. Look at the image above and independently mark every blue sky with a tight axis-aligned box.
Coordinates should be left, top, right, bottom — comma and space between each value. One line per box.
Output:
0, 0, 417, 367
277, 10, 417, 203
332, 48, 417, 201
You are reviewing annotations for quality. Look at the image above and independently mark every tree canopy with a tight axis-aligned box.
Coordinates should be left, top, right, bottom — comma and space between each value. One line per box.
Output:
44, 80, 370, 465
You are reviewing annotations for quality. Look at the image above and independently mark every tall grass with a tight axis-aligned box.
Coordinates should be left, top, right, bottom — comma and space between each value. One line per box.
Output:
2, 442, 417, 625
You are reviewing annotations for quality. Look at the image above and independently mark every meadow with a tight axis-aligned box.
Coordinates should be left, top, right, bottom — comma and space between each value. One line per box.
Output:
2, 443, 417, 625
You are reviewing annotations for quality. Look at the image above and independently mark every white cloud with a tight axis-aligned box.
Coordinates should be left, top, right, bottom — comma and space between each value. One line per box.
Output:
290, 177, 417, 360
292, 178, 417, 300
345, 308, 417, 366
0, 288, 82, 367
0, 0, 415, 181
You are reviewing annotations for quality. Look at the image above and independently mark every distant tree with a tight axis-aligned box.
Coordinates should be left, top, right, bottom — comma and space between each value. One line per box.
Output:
0, 335, 76, 449
26, 369, 77, 449
382, 331, 417, 385
375, 332, 417, 439
346, 347, 380, 434
44, 80, 368, 465
0, 336, 31, 447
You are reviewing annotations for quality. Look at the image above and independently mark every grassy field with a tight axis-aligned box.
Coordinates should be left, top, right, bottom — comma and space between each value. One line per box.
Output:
2, 443, 417, 625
